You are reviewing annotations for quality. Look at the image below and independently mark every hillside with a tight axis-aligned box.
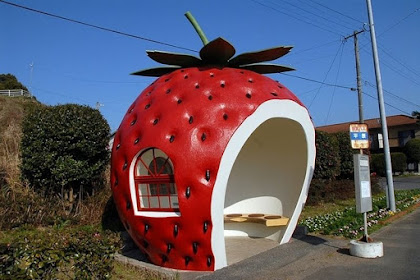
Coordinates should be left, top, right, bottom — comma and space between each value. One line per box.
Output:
0, 96, 41, 189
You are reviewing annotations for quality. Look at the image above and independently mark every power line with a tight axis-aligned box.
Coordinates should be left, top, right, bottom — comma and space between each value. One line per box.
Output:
280, 73, 355, 90
0, 0, 197, 53
362, 91, 412, 115
365, 81, 420, 109
378, 7, 420, 37
32, 86, 92, 104
275, 0, 356, 31
359, 7, 420, 79
360, 45, 420, 87
289, 39, 341, 56
360, 7, 420, 50
325, 42, 345, 124
251, 0, 344, 36
308, 0, 364, 24
280, 69, 417, 115
268, 0, 346, 35
297, 0, 357, 28
377, 45, 420, 80
308, 41, 345, 108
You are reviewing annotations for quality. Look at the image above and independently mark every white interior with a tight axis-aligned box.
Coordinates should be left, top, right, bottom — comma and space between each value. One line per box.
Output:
224, 117, 307, 240
211, 100, 315, 270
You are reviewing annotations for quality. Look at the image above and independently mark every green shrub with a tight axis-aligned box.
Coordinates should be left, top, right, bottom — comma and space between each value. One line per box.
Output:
371, 153, 385, 176
0, 227, 121, 279
20, 104, 110, 196
307, 176, 381, 206
392, 152, 407, 173
0, 73, 28, 91
313, 131, 340, 180
0, 232, 65, 279
371, 153, 407, 175
404, 138, 420, 163
333, 132, 355, 179
307, 179, 353, 205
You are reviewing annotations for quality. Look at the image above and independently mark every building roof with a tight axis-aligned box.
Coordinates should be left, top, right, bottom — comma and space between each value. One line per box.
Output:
316, 115, 418, 133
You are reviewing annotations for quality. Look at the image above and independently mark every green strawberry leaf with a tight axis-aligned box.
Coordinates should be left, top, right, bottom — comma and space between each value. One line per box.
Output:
229, 46, 293, 66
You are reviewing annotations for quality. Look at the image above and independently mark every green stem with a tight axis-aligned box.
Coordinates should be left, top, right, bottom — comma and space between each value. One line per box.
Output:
185, 11, 209, 46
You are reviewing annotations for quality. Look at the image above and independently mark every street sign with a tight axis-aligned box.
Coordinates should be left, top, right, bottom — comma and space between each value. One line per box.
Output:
349, 123, 369, 149
354, 154, 372, 213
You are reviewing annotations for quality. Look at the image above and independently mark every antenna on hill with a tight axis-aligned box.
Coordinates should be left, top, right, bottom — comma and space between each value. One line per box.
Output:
29, 62, 34, 97
96, 101, 104, 110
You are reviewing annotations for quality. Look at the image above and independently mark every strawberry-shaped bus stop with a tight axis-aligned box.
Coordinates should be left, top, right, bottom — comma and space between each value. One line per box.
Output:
111, 12, 315, 271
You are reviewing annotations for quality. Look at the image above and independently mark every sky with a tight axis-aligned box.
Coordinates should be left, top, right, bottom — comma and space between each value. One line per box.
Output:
1, 0, 419, 132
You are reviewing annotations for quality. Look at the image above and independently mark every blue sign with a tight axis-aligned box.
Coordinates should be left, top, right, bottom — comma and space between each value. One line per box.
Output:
350, 132, 368, 140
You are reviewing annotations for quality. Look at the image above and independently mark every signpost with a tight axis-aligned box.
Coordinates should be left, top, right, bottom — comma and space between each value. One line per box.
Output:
350, 124, 371, 241
354, 154, 372, 240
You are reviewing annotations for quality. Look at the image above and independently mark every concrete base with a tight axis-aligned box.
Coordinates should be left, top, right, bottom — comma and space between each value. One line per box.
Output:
349, 239, 384, 258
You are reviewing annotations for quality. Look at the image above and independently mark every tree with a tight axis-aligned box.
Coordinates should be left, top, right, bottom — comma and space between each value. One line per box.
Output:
0, 74, 28, 91
21, 104, 110, 208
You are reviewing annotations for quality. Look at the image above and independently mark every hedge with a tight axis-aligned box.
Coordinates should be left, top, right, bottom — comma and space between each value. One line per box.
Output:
371, 152, 407, 176
404, 138, 420, 163
313, 131, 340, 180
20, 104, 110, 196
333, 132, 355, 179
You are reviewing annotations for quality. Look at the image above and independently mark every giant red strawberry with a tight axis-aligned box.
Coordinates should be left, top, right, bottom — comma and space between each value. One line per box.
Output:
111, 13, 315, 271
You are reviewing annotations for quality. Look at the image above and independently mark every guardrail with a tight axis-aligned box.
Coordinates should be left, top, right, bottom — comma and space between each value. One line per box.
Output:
0, 89, 31, 97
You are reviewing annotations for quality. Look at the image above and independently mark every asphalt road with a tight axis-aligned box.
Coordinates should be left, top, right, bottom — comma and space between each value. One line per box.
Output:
196, 207, 420, 280
380, 175, 420, 190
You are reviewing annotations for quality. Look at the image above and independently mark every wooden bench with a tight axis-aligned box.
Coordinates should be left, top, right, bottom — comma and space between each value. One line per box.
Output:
224, 213, 289, 227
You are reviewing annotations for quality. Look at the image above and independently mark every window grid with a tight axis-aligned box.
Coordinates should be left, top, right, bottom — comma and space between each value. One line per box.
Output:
134, 148, 178, 212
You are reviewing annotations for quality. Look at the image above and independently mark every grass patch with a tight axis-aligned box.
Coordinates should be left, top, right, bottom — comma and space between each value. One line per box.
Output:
0, 225, 121, 279
299, 189, 420, 239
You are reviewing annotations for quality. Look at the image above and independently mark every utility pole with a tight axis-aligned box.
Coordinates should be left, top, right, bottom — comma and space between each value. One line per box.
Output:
366, 0, 396, 211
344, 29, 365, 123
345, 29, 370, 240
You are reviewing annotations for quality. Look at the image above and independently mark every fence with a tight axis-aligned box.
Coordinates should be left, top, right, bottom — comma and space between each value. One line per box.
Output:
0, 89, 31, 97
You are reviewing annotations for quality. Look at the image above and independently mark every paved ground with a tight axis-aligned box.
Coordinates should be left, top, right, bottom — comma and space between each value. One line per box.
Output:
116, 206, 420, 280
196, 206, 420, 280
380, 175, 420, 190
